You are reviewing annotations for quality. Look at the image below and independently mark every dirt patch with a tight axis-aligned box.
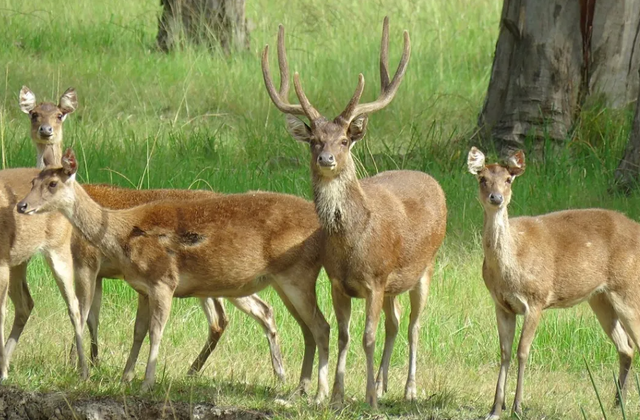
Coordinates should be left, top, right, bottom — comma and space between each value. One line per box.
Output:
0, 386, 270, 420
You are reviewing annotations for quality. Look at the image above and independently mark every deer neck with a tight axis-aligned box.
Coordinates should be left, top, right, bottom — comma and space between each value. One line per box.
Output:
35, 141, 63, 169
312, 157, 370, 238
64, 182, 131, 264
482, 206, 517, 276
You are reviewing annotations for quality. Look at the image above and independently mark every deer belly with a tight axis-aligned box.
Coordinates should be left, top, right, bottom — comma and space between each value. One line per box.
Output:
172, 273, 272, 298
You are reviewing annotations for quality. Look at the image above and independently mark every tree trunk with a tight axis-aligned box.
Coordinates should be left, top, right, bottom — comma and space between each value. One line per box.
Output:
157, 0, 250, 53
478, 0, 640, 154
614, 70, 640, 191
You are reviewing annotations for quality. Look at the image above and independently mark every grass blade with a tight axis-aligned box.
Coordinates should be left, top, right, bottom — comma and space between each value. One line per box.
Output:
584, 357, 607, 420
613, 372, 626, 420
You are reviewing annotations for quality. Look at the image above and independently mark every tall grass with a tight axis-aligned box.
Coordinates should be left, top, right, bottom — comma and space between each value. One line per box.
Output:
0, 0, 639, 418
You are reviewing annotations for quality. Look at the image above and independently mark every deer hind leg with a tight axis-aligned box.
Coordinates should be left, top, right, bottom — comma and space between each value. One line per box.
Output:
187, 297, 227, 375
45, 249, 89, 380
486, 305, 516, 420
375, 296, 400, 398
512, 306, 542, 416
227, 295, 285, 382
275, 278, 330, 404
141, 283, 173, 392
405, 268, 432, 400
5, 263, 33, 365
589, 293, 634, 405
71, 261, 99, 365
330, 285, 352, 407
122, 293, 150, 383
271, 283, 316, 396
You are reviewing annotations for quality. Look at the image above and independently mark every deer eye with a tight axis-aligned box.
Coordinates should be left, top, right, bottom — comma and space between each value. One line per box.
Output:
48, 181, 58, 188
341, 139, 349, 147
57, 114, 64, 121
479, 177, 487, 186
506, 177, 512, 184
31, 112, 39, 121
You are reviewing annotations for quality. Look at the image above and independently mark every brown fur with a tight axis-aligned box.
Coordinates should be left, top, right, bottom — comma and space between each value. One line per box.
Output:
262, 18, 447, 407
468, 147, 637, 419
18, 150, 331, 400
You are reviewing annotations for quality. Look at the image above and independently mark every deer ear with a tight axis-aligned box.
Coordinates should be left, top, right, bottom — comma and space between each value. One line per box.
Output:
19, 86, 36, 114
58, 88, 77, 115
347, 114, 368, 145
61, 148, 78, 179
285, 114, 312, 143
507, 150, 525, 176
467, 147, 485, 175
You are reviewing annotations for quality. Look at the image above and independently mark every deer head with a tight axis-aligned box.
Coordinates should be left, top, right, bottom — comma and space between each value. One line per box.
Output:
19, 86, 77, 145
262, 17, 410, 180
17, 148, 78, 216
468, 147, 525, 209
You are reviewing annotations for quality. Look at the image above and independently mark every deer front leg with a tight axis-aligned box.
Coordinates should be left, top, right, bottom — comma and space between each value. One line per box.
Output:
512, 307, 542, 416
141, 283, 173, 392
486, 305, 516, 420
122, 294, 150, 383
364, 290, 384, 409
376, 296, 400, 397
405, 269, 431, 400
46, 249, 89, 380
5, 264, 33, 365
227, 295, 285, 382
187, 297, 227, 375
87, 277, 104, 365
0, 264, 10, 381
330, 286, 352, 407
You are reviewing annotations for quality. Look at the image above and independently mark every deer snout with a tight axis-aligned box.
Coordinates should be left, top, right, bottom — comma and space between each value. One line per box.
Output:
16, 201, 29, 214
317, 152, 336, 168
39, 124, 54, 138
489, 193, 504, 206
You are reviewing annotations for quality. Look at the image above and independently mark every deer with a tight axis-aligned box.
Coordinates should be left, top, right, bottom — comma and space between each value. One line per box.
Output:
467, 147, 640, 419
261, 18, 447, 408
14, 87, 286, 381
17, 149, 331, 400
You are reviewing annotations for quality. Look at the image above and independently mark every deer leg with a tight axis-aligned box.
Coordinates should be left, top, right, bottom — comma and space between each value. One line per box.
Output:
512, 307, 542, 416
486, 305, 516, 420
71, 262, 98, 365
122, 293, 150, 383
330, 285, 351, 407
87, 277, 103, 365
5, 263, 33, 364
364, 289, 384, 409
405, 269, 432, 400
375, 296, 399, 398
45, 249, 89, 380
589, 293, 634, 405
227, 295, 285, 382
276, 279, 330, 404
141, 283, 173, 392
271, 283, 316, 396
0, 265, 11, 381
187, 297, 227, 375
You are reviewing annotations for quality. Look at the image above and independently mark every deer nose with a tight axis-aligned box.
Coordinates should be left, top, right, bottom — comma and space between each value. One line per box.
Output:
39, 125, 53, 137
317, 152, 335, 167
16, 202, 28, 214
489, 193, 504, 205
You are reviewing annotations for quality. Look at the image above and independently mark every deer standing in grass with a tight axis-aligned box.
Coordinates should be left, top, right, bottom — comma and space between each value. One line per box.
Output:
0, 87, 90, 381
15, 87, 286, 381
18, 149, 330, 399
467, 147, 638, 419
262, 18, 447, 408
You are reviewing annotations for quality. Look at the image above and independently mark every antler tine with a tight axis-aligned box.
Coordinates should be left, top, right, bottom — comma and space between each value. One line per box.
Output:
380, 16, 390, 92
293, 73, 323, 123
341, 20, 411, 122
336, 74, 365, 127
261, 26, 306, 116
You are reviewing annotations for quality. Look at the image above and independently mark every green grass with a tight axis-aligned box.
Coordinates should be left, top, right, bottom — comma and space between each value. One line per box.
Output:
1, 0, 640, 418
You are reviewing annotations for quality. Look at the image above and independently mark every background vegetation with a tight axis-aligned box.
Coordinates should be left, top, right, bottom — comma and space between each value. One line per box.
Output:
0, 0, 639, 418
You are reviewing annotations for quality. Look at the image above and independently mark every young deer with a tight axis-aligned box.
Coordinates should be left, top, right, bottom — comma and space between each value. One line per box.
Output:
15, 88, 286, 381
262, 18, 447, 407
468, 147, 638, 419
18, 149, 330, 400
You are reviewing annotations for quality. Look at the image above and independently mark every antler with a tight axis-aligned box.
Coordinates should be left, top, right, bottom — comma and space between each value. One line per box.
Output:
336, 17, 411, 126
262, 25, 322, 123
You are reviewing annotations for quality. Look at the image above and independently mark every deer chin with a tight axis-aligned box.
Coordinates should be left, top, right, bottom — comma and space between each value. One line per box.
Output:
315, 163, 338, 178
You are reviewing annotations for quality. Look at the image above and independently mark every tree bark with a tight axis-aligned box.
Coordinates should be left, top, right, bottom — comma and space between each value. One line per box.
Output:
614, 70, 640, 191
478, 0, 640, 154
157, 0, 250, 53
